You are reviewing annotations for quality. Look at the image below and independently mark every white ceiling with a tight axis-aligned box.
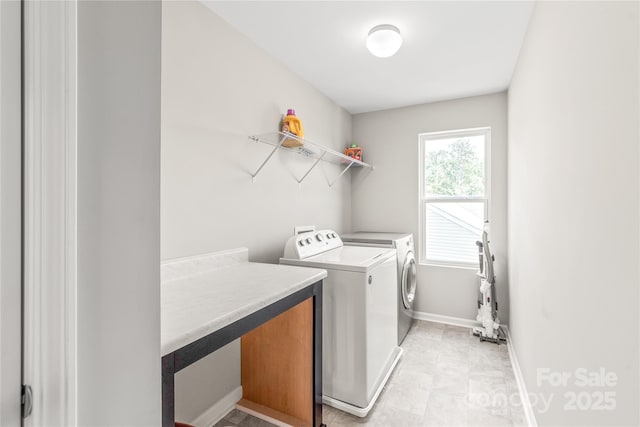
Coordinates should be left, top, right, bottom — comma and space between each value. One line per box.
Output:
203, 1, 534, 114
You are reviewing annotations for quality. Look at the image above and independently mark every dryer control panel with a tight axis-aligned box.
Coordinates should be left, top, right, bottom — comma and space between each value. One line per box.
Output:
283, 229, 343, 259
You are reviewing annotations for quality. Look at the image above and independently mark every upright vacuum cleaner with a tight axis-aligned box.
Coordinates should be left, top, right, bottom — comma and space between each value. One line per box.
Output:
473, 221, 506, 344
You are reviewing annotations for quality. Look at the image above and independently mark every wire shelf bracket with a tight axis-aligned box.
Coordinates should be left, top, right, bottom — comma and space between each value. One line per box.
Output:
250, 133, 287, 183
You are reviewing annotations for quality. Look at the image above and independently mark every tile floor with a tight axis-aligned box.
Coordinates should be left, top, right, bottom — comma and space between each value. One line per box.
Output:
214, 408, 275, 427
215, 320, 525, 427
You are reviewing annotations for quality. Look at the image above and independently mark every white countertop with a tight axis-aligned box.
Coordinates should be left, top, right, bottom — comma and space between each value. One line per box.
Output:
161, 248, 327, 356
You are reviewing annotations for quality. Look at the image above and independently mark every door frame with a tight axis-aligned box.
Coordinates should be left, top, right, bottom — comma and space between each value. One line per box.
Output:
22, 0, 77, 425
0, 0, 24, 424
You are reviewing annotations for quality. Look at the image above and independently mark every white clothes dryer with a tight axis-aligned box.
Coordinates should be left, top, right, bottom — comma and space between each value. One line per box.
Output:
341, 232, 417, 345
280, 228, 402, 417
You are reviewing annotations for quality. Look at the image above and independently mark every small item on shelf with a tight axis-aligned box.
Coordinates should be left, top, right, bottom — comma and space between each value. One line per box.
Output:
281, 109, 305, 148
344, 143, 363, 161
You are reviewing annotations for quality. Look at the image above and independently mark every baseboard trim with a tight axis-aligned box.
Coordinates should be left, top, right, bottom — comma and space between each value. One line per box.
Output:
412, 310, 481, 329
190, 385, 243, 427
503, 327, 538, 427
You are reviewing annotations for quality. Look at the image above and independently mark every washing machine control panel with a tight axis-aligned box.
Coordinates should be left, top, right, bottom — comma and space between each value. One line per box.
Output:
283, 229, 343, 259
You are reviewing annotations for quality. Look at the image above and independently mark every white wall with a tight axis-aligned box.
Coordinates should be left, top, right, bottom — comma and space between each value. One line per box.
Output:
162, 1, 352, 422
351, 93, 509, 323
0, 1, 22, 424
77, 2, 161, 425
508, 1, 639, 425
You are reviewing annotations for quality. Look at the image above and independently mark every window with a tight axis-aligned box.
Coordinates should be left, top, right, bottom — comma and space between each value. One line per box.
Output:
419, 128, 490, 266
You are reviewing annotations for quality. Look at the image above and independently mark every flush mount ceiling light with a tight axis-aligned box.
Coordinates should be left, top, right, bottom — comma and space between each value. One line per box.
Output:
366, 24, 402, 58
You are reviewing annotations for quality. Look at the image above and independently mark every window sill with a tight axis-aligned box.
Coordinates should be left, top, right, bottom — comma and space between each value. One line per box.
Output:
419, 261, 478, 271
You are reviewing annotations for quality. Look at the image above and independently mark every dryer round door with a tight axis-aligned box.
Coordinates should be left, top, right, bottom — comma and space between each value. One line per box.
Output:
401, 251, 417, 309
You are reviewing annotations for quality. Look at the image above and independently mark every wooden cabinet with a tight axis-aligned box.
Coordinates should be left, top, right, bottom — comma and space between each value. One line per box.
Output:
240, 298, 313, 426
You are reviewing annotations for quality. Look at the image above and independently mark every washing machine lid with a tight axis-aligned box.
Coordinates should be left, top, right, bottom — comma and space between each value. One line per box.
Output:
341, 232, 412, 245
280, 246, 395, 273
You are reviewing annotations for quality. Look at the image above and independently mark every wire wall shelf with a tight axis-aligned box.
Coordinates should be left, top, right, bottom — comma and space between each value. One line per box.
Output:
248, 131, 373, 187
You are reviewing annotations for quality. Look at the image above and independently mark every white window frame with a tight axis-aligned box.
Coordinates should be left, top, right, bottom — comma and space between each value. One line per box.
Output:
418, 127, 491, 268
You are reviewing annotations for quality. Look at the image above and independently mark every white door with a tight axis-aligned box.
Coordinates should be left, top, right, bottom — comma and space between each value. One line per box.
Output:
0, 0, 24, 424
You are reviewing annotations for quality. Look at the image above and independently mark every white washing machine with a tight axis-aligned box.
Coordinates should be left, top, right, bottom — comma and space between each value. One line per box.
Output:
341, 232, 417, 345
280, 228, 402, 417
